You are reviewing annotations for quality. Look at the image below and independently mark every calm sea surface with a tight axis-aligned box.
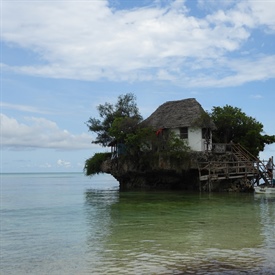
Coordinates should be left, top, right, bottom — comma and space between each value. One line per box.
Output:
1, 172, 275, 274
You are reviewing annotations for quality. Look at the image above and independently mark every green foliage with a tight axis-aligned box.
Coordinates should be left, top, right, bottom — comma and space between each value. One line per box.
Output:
125, 127, 156, 153
109, 116, 141, 143
84, 152, 111, 176
211, 105, 275, 156
162, 131, 190, 162
166, 131, 190, 151
119, 129, 190, 170
86, 93, 142, 146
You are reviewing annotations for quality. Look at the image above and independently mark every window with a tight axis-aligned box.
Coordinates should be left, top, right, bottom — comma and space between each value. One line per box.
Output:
180, 127, 188, 139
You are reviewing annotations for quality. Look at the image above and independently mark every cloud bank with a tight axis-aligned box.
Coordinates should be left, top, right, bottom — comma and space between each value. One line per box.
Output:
1, 0, 275, 87
1, 114, 95, 150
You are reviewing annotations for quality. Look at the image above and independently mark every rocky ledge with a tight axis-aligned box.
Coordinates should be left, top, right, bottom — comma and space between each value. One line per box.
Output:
100, 152, 254, 192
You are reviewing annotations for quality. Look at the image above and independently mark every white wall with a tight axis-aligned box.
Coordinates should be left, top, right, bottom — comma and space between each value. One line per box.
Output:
171, 127, 211, 152
189, 128, 202, 151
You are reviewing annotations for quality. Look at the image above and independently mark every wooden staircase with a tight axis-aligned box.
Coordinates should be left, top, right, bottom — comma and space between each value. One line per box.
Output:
231, 143, 271, 185
198, 143, 271, 189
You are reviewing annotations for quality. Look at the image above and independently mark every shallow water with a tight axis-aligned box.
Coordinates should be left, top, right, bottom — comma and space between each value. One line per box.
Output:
1, 173, 275, 274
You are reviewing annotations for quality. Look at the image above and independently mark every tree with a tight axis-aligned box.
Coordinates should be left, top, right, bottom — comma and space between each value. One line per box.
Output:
210, 105, 275, 156
86, 93, 142, 146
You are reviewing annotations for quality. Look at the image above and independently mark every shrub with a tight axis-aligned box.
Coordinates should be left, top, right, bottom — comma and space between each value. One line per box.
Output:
84, 152, 111, 176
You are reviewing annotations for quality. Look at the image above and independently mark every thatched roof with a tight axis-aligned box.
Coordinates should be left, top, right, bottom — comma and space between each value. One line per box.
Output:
141, 98, 215, 129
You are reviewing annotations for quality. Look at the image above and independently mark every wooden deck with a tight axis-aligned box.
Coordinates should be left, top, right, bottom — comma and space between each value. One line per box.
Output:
198, 143, 272, 189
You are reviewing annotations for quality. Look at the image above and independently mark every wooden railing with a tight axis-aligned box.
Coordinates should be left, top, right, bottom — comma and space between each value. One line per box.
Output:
198, 160, 258, 181
198, 143, 271, 186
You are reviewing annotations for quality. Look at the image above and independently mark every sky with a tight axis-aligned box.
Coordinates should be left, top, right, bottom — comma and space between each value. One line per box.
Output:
1, 0, 275, 173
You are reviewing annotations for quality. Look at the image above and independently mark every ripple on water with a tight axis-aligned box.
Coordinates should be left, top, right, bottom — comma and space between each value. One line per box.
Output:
2, 174, 275, 275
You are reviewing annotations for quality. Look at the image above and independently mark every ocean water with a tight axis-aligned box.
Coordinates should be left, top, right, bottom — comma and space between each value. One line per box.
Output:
1, 172, 275, 275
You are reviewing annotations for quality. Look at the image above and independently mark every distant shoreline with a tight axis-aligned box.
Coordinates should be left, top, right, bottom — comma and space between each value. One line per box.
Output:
0, 171, 84, 175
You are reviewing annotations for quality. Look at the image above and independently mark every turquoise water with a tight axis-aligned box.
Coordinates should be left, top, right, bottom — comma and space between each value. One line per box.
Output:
1, 173, 275, 274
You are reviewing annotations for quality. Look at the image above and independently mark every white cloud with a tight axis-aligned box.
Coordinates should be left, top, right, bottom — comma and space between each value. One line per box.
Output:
248, 0, 275, 32
198, 0, 275, 33
1, 0, 275, 87
184, 55, 275, 87
0, 102, 51, 114
57, 159, 71, 168
250, 94, 263, 99
0, 114, 97, 150
39, 162, 52, 168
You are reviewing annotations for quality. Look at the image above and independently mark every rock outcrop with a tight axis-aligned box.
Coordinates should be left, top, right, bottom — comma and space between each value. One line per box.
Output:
101, 156, 199, 190
100, 152, 255, 192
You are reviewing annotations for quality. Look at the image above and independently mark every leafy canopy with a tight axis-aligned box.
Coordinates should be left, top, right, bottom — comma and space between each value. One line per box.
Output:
210, 105, 275, 156
86, 93, 142, 146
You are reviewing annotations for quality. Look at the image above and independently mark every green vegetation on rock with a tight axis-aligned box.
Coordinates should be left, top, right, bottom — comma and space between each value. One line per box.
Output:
210, 105, 275, 156
84, 152, 111, 176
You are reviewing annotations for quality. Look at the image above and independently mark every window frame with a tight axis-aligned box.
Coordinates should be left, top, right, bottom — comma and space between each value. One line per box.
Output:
180, 127, 188, 139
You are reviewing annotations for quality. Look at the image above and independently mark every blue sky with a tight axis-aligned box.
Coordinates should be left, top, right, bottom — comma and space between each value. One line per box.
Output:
1, 0, 275, 173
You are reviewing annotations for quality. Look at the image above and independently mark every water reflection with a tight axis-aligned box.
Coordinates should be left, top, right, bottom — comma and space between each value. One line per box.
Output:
254, 194, 275, 272
84, 189, 119, 271
84, 190, 275, 274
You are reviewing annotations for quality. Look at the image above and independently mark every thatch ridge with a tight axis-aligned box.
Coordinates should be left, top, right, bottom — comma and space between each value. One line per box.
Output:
141, 98, 214, 129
